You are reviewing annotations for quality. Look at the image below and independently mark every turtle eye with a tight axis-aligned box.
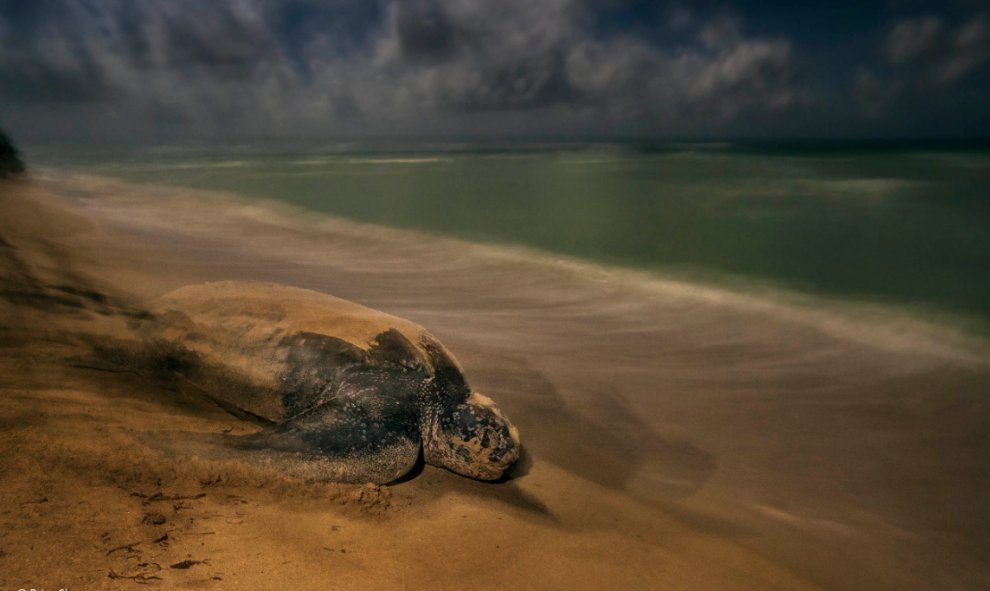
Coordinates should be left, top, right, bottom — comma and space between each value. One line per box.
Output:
449, 406, 511, 456
447, 404, 482, 441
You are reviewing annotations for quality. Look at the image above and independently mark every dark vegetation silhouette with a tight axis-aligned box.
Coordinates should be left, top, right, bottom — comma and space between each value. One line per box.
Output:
0, 128, 26, 178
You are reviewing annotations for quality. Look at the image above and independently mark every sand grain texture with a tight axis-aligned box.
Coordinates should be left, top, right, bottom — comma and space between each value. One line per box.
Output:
4, 175, 989, 590
0, 179, 821, 590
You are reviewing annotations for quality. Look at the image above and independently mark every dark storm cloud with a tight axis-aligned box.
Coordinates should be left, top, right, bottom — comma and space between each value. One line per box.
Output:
394, 0, 457, 63
161, 7, 268, 76
0, 0, 64, 30
0, 53, 108, 104
379, 0, 579, 111
0, 0, 109, 104
0, 0, 988, 141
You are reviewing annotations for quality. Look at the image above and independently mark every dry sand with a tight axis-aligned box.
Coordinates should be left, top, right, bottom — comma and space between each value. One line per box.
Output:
2, 175, 989, 590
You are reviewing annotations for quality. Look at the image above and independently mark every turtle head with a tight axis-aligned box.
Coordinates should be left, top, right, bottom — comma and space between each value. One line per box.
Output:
424, 391, 521, 481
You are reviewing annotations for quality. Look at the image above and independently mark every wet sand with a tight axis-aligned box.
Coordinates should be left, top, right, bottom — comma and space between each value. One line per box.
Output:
2, 175, 989, 589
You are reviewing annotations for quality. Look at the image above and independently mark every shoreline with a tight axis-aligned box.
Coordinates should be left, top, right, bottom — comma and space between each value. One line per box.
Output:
2, 175, 989, 589
36, 139, 990, 326
44, 171, 990, 364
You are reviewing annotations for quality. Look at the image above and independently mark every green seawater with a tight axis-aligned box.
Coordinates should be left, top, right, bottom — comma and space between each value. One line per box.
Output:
43, 142, 990, 325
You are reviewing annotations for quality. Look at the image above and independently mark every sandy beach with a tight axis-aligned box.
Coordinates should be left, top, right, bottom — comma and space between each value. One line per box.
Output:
2, 174, 989, 590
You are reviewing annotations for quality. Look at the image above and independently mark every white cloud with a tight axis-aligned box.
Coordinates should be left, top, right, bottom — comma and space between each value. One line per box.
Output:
0, 0, 799, 139
565, 15, 792, 122
938, 15, 990, 84
883, 14, 990, 86
885, 17, 943, 65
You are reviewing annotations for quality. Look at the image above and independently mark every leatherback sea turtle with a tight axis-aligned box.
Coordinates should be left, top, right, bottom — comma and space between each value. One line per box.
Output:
146, 281, 521, 484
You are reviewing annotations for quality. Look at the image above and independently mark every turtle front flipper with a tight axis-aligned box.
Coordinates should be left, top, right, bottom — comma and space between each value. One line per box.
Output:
226, 367, 425, 484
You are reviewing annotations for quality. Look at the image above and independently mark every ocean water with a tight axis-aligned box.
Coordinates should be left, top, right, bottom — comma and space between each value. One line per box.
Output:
24, 146, 990, 589
39, 141, 990, 328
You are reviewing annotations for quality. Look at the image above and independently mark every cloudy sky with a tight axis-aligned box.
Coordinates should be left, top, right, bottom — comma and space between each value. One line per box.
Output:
1, 0, 989, 145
